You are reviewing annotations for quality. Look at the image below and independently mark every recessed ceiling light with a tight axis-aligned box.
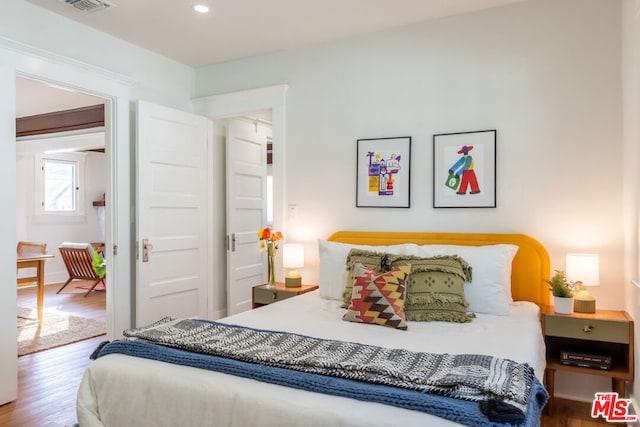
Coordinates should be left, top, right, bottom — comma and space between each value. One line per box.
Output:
193, 4, 209, 13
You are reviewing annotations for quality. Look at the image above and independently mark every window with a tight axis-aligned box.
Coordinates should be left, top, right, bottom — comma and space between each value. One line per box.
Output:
35, 152, 85, 217
44, 159, 76, 211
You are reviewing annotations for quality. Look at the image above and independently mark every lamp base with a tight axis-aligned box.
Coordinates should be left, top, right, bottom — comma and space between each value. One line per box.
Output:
574, 299, 596, 313
285, 276, 302, 288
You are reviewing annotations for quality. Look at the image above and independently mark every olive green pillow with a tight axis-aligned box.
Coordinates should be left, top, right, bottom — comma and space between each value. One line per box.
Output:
343, 249, 475, 323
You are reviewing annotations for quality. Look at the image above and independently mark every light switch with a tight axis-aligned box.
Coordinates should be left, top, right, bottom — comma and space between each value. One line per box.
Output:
288, 204, 297, 222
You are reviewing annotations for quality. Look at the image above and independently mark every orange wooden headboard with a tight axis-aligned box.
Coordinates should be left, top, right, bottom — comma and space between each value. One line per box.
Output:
327, 231, 550, 306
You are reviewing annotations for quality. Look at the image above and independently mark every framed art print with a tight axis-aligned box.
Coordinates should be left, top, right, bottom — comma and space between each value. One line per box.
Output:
356, 136, 411, 208
433, 130, 496, 208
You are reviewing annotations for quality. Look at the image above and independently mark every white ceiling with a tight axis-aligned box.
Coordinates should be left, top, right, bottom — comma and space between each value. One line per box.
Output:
17, 0, 525, 117
16, 76, 105, 118
24, 0, 525, 67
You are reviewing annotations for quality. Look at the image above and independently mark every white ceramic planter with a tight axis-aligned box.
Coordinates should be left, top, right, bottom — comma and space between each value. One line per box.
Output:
554, 296, 574, 314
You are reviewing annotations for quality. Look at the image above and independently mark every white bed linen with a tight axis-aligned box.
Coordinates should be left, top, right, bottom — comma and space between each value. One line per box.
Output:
77, 291, 546, 427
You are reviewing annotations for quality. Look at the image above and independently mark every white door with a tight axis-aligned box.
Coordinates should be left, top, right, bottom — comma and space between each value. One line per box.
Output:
136, 101, 209, 326
226, 119, 269, 315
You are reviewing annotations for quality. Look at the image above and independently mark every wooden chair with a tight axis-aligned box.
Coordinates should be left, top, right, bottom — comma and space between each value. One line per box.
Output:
57, 242, 105, 297
16, 241, 48, 287
17, 241, 47, 256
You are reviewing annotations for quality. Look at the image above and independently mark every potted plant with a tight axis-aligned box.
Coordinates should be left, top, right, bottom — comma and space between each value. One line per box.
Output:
546, 270, 581, 314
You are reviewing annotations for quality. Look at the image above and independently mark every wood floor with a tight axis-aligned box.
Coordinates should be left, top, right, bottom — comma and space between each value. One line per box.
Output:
541, 400, 611, 426
0, 284, 614, 426
0, 282, 106, 427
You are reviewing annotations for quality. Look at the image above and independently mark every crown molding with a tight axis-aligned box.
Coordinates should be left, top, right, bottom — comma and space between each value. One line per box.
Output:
0, 35, 135, 87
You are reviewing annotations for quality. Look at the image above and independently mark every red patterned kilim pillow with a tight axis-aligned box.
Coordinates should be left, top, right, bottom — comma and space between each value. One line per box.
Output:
342, 262, 411, 330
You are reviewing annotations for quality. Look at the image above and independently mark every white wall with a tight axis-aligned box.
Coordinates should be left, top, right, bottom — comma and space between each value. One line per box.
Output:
196, 0, 623, 307
194, 0, 624, 400
16, 150, 106, 284
622, 0, 640, 408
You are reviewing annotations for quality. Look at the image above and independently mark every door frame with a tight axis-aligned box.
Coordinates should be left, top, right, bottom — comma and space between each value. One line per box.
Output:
0, 38, 134, 340
192, 85, 287, 316
0, 64, 17, 405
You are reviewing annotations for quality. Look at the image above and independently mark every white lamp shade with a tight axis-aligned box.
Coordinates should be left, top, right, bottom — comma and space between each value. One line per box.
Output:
283, 243, 304, 269
566, 253, 599, 287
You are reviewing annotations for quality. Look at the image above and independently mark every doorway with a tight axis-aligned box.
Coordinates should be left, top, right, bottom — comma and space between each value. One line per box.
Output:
1, 43, 133, 407
216, 113, 272, 316
193, 84, 286, 318
15, 76, 108, 354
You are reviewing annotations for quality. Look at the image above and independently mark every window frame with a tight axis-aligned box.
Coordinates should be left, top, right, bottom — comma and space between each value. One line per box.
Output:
34, 152, 86, 219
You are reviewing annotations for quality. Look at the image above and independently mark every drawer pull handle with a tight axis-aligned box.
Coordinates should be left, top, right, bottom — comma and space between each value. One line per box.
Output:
272, 292, 278, 300
583, 325, 594, 333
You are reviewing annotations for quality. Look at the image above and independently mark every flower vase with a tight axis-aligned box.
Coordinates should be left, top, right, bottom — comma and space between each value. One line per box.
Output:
267, 254, 276, 287
266, 242, 277, 287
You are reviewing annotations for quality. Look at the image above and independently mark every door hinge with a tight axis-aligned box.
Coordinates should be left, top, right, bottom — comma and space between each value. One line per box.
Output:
226, 234, 236, 252
113, 244, 118, 256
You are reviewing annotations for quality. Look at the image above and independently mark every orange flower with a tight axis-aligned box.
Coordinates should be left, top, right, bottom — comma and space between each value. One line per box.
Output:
258, 227, 272, 240
258, 227, 283, 248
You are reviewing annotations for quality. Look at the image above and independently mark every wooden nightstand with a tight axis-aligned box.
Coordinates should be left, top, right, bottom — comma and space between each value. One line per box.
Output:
252, 282, 319, 308
540, 306, 634, 413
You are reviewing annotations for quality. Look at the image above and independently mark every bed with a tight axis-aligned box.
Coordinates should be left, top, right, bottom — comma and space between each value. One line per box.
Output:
76, 231, 551, 427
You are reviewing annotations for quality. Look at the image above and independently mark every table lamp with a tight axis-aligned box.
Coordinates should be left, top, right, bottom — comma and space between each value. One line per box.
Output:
566, 253, 599, 313
283, 243, 304, 288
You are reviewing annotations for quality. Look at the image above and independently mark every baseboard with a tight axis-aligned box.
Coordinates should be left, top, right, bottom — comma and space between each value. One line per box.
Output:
554, 392, 593, 403
212, 309, 227, 320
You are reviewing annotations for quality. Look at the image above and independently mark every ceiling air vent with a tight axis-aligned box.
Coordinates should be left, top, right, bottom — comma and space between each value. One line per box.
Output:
63, 0, 115, 12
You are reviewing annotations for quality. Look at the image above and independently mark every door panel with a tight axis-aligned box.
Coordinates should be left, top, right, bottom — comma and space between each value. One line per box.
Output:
226, 119, 269, 315
136, 100, 209, 326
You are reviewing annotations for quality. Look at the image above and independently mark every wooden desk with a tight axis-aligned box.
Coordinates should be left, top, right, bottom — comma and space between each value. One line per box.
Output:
17, 253, 54, 325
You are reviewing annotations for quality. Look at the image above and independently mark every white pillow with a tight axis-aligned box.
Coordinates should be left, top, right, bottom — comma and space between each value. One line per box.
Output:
404, 243, 519, 315
318, 240, 408, 300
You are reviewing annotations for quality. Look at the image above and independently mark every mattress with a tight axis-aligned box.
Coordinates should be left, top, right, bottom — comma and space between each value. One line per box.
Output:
76, 291, 546, 427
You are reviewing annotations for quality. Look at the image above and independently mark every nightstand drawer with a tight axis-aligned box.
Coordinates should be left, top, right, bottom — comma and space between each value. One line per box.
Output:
253, 288, 296, 305
545, 316, 629, 344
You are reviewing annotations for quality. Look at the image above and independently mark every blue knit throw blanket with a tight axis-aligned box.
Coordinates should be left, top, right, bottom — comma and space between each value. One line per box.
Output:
94, 318, 548, 426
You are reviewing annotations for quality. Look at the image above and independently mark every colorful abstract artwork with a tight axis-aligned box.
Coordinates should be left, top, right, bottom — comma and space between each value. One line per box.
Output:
433, 130, 496, 208
357, 137, 411, 208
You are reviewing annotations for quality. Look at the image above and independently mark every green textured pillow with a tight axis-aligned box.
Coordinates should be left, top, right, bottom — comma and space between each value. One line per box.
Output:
344, 249, 475, 323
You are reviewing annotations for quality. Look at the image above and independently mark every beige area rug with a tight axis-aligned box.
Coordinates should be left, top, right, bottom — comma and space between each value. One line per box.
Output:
17, 307, 106, 356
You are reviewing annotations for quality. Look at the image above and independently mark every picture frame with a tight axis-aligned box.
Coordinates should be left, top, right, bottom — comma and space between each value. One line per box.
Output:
433, 130, 496, 208
356, 136, 411, 208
